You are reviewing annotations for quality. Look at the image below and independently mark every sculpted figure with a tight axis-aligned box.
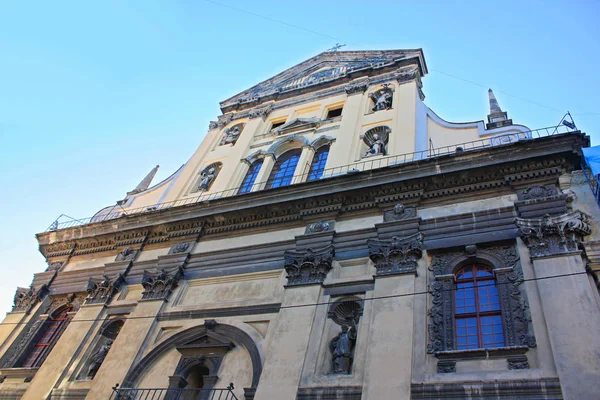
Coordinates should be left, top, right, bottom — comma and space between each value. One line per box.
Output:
329, 317, 357, 374
370, 87, 393, 112
87, 339, 113, 379
198, 167, 216, 191
365, 134, 385, 157
220, 126, 241, 146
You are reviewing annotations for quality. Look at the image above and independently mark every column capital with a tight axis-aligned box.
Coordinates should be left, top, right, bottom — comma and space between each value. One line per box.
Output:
515, 211, 591, 258
368, 233, 423, 276
283, 245, 334, 286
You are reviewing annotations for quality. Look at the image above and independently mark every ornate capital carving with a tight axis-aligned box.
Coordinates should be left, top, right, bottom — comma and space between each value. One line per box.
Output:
515, 211, 591, 257
344, 79, 369, 95
12, 284, 48, 313
248, 103, 273, 120
284, 245, 334, 286
368, 233, 423, 276
141, 266, 184, 301
85, 273, 124, 305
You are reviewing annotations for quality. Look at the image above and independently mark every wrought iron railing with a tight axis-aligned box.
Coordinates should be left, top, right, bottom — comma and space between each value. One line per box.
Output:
47, 124, 576, 231
109, 383, 239, 400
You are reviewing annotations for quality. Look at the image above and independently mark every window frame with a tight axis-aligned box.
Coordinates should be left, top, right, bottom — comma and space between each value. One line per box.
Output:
307, 145, 330, 181
266, 149, 302, 189
21, 307, 72, 368
238, 159, 263, 194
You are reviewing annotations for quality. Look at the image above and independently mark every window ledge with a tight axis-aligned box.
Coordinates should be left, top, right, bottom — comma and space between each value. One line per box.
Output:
435, 346, 528, 361
0, 367, 39, 382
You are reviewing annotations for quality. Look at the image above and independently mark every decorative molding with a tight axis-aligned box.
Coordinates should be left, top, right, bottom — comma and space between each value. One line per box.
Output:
220, 123, 244, 146
115, 247, 137, 262
168, 242, 191, 255
515, 184, 556, 201
437, 360, 456, 373
369, 84, 393, 112
306, 221, 332, 234
46, 262, 63, 272
383, 203, 417, 222
284, 245, 334, 286
344, 79, 369, 95
507, 355, 530, 370
47, 293, 83, 315
12, 284, 48, 313
141, 266, 184, 301
367, 233, 423, 276
515, 211, 591, 257
85, 274, 124, 305
271, 117, 321, 136
248, 103, 273, 120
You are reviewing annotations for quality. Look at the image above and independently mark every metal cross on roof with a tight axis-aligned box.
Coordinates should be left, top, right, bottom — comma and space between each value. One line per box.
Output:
327, 43, 346, 52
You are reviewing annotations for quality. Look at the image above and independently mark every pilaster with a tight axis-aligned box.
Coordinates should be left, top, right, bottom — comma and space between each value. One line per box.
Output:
252, 154, 275, 192
291, 146, 315, 184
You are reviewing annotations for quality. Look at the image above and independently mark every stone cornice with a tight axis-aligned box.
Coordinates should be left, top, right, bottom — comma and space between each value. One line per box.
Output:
36, 133, 588, 261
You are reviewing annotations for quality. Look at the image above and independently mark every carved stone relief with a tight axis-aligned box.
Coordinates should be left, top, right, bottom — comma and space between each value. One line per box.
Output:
141, 266, 184, 301
344, 79, 369, 96
507, 355, 529, 370
305, 221, 332, 234
437, 360, 456, 373
12, 284, 48, 313
115, 247, 137, 262
427, 243, 537, 353
515, 211, 591, 257
516, 184, 556, 201
3, 319, 43, 367
248, 104, 273, 120
369, 84, 393, 112
46, 262, 63, 272
383, 203, 417, 222
284, 245, 334, 286
362, 126, 390, 157
220, 124, 244, 146
168, 242, 191, 255
367, 233, 423, 276
85, 274, 124, 305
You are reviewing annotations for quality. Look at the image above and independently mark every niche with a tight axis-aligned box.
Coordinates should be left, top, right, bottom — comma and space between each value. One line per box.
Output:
77, 319, 124, 380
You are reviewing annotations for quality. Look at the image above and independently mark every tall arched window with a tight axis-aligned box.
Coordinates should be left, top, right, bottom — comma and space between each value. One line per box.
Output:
238, 160, 263, 194
307, 145, 330, 181
266, 149, 301, 189
454, 265, 504, 350
22, 307, 72, 368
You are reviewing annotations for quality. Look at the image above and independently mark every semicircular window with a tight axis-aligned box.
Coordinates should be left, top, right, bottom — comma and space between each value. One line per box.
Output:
266, 149, 301, 189
308, 145, 330, 181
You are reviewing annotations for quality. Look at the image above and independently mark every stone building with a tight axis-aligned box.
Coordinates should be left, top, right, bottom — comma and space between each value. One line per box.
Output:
0, 49, 599, 400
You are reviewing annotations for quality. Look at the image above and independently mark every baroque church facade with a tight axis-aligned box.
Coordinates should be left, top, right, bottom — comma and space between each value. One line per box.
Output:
1, 49, 599, 400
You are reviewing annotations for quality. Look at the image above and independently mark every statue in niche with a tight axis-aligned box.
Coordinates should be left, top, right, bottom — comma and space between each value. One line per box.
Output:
330, 311, 358, 374
198, 167, 217, 191
87, 339, 113, 379
220, 125, 242, 146
369, 85, 393, 112
365, 133, 386, 157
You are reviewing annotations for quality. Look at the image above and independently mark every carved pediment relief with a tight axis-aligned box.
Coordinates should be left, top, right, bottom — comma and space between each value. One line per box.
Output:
271, 117, 322, 136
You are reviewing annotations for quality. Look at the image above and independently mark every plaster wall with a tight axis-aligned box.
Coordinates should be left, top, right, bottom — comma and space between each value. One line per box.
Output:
63, 254, 115, 272
193, 227, 303, 253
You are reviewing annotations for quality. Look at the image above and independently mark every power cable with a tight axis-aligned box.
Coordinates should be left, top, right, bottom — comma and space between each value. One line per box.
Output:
0, 270, 591, 326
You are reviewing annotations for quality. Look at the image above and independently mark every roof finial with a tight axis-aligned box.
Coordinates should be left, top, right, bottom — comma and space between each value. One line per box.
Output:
128, 165, 159, 196
326, 43, 346, 52
486, 89, 512, 130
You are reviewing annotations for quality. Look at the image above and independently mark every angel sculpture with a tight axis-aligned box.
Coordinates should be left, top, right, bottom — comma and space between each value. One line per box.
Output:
369, 87, 393, 112
364, 133, 386, 157
220, 126, 241, 146
198, 167, 216, 191
329, 312, 358, 374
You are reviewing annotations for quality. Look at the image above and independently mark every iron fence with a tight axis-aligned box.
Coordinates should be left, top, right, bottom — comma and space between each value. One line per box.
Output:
47, 124, 576, 231
109, 384, 239, 400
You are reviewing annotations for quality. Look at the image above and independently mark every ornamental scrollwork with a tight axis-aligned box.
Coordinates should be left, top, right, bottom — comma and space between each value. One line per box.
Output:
367, 233, 423, 276
12, 284, 48, 313
248, 103, 273, 120
85, 274, 124, 305
344, 79, 369, 96
515, 211, 591, 257
284, 245, 335, 286
141, 266, 184, 301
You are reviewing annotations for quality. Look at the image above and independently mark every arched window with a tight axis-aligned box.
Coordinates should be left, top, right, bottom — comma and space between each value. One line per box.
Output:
22, 308, 72, 368
455, 264, 504, 350
307, 145, 330, 181
266, 149, 301, 189
238, 160, 263, 194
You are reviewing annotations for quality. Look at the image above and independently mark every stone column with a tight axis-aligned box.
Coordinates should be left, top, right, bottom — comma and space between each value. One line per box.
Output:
254, 246, 334, 400
362, 233, 422, 400
252, 154, 275, 192
22, 304, 105, 400
85, 299, 165, 399
516, 212, 600, 400
291, 145, 315, 184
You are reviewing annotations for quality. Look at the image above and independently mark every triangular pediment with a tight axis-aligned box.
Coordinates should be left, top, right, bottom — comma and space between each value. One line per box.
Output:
273, 117, 321, 135
220, 49, 427, 113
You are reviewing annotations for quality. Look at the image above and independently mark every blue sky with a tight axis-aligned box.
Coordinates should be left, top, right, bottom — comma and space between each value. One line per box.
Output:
0, 0, 599, 314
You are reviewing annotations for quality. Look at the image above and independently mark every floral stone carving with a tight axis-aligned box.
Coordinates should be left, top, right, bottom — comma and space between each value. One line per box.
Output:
85, 274, 124, 305
284, 245, 335, 286
141, 266, 184, 301
12, 284, 48, 313
515, 211, 591, 257
367, 233, 423, 276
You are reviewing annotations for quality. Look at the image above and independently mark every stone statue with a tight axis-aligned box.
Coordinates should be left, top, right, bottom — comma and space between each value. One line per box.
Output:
329, 315, 358, 374
87, 339, 113, 379
220, 126, 241, 146
198, 167, 216, 191
370, 86, 393, 112
365, 134, 385, 157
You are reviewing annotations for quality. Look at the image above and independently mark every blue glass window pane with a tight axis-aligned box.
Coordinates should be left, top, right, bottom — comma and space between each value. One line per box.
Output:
266, 150, 301, 189
307, 146, 330, 181
238, 160, 263, 194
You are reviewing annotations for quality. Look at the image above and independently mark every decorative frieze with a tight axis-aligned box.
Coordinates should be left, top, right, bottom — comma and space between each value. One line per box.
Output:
383, 203, 417, 222
306, 221, 332, 234
437, 360, 456, 374
367, 233, 423, 276
141, 266, 184, 301
516, 184, 556, 201
115, 247, 137, 262
284, 245, 335, 286
248, 103, 273, 120
507, 355, 530, 370
12, 284, 48, 313
515, 211, 591, 257
168, 242, 191, 255
85, 274, 124, 305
